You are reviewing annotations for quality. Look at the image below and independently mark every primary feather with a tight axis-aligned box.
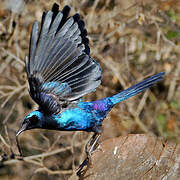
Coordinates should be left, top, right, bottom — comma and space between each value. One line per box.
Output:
25, 4, 102, 114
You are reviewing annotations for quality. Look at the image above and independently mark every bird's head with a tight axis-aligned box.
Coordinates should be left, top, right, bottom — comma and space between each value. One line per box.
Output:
16, 110, 43, 136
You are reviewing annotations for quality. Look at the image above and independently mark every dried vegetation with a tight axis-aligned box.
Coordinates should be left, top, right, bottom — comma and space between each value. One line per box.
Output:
0, 0, 180, 179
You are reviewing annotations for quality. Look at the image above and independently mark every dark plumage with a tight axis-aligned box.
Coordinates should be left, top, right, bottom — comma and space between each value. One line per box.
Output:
25, 4, 101, 115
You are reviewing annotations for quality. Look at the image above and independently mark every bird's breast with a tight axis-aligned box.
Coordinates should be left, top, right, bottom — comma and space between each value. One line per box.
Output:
51, 107, 94, 131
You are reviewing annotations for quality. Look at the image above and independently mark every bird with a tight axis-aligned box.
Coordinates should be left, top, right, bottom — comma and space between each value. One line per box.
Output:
16, 3, 165, 160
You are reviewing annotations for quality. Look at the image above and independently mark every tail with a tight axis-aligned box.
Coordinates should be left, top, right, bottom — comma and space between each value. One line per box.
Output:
109, 72, 165, 105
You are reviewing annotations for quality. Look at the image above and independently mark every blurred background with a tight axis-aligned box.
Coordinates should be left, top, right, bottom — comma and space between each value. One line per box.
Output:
0, 0, 179, 179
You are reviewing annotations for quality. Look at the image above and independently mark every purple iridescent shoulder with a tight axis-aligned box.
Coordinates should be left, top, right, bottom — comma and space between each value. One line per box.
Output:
77, 98, 113, 112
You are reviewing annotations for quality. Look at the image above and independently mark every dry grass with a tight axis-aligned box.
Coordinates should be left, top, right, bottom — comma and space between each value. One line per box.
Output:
0, 0, 180, 179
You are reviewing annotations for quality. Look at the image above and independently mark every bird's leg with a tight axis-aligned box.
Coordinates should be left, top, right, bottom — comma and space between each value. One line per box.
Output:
85, 126, 102, 156
77, 132, 101, 177
85, 133, 101, 156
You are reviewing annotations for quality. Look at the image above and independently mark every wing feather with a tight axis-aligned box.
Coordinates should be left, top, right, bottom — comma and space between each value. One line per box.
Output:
26, 4, 102, 114
35, 12, 53, 71
29, 21, 39, 74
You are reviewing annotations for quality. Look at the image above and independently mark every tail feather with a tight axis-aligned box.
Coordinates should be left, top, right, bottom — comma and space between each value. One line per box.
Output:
109, 72, 165, 105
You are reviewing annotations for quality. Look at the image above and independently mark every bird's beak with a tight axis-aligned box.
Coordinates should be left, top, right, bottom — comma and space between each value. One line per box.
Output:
16, 123, 28, 136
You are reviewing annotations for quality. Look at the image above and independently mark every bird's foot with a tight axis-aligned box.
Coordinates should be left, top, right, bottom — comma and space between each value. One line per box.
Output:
76, 156, 89, 178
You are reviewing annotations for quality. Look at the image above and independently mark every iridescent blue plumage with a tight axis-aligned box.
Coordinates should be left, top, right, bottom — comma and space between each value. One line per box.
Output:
18, 71, 164, 135
17, 4, 165, 142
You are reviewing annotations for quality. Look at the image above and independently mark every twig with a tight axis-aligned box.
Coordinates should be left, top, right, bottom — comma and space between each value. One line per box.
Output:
99, 54, 128, 88
71, 132, 79, 172
3, 92, 25, 124
1, 84, 26, 108
0, 134, 10, 149
167, 61, 180, 101
35, 167, 73, 175
3, 141, 84, 166
153, 22, 176, 47
135, 90, 150, 117
48, 135, 61, 151
127, 91, 150, 133
1, 48, 25, 66
125, 38, 130, 74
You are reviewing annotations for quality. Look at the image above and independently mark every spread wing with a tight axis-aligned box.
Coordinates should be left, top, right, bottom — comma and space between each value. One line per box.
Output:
26, 4, 102, 114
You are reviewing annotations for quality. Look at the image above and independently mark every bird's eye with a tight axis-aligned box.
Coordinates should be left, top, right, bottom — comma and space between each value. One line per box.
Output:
22, 119, 29, 125
30, 115, 38, 124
